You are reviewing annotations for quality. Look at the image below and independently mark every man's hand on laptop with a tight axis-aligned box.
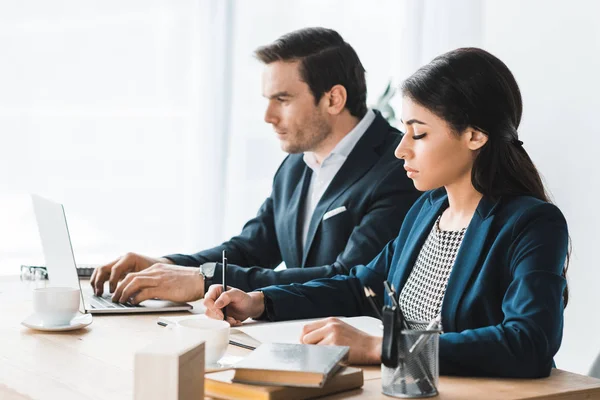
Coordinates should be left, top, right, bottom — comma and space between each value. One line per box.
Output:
90, 252, 173, 296
110, 264, 205, 304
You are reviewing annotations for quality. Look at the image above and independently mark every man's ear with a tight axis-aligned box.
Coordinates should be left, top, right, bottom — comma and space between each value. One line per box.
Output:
324, 84, 347, 115
466, 128, 488, 151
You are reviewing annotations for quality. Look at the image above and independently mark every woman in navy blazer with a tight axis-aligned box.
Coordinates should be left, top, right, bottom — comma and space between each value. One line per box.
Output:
204, 48, 569, 378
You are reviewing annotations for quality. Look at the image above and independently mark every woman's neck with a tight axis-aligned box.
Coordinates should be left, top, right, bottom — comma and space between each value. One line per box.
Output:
439, 173, 483, 231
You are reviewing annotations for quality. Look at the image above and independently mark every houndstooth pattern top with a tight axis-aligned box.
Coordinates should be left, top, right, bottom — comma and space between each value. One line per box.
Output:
399, 215, 466, 330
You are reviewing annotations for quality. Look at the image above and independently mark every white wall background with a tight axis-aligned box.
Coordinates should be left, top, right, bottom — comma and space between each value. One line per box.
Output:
0, 0, 229, 271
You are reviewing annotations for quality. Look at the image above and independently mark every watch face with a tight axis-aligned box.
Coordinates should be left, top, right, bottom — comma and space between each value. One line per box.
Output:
202, 262, 217, 278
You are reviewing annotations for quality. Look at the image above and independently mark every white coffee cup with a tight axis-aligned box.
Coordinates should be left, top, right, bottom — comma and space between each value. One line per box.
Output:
174, 318, 230, 365
32, 287, 80, 326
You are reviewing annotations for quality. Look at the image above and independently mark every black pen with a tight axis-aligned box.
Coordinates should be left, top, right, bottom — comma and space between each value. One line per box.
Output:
229, 340, 256, 351
222, 250, 227, 321
383, 281, 399, 308
384, 281, 409, 330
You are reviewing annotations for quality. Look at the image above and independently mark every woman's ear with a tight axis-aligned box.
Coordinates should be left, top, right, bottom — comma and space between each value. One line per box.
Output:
466, 128, 488, 151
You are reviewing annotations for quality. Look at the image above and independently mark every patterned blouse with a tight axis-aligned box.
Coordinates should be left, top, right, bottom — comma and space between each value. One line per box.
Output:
399, 215, 467, 330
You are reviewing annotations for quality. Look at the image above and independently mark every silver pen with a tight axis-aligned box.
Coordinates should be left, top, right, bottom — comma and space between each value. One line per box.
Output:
409, 315, 442, 355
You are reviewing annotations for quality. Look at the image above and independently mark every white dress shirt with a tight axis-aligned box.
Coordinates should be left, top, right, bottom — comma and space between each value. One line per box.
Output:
301, 109, 376, 249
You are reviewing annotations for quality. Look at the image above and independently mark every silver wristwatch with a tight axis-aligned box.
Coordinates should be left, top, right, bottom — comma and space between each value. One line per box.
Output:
199, 262, 217, 288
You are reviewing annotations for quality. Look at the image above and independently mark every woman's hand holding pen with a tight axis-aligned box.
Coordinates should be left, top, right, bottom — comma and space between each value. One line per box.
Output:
300, 317, 383, 365
203, 285, 265, 326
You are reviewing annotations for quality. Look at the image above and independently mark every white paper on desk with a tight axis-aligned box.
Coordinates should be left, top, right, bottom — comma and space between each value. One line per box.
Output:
158, 315, 383, 347
235, 316, 383, 345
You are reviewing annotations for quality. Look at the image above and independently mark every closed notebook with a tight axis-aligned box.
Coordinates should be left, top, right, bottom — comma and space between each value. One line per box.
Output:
232, 343, 349, 388
206, 366, 363, 400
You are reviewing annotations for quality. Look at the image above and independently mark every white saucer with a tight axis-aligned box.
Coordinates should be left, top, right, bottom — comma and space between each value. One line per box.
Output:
21, 313, 93, 332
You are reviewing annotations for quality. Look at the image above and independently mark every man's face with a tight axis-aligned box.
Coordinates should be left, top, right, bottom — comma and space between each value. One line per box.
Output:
261, 61, 331, 154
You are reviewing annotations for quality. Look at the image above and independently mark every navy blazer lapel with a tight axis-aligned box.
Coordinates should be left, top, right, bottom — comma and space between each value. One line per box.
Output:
441, 196, 499, 332
301, 113, 390, 266
286, 167, 312, 268
391, 192, 448, 297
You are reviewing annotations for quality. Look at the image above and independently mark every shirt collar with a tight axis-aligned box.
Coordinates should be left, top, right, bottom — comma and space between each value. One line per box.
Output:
303, 109, 376, 170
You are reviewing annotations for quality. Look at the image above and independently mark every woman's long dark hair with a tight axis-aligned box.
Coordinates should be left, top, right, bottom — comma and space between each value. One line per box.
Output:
401, 47, 569, 306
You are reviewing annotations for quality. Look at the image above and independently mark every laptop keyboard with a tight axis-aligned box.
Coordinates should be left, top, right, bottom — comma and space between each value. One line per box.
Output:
86, 294, 141, 309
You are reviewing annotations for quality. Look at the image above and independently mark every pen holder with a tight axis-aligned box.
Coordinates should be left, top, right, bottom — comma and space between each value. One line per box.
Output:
381, 323, 441, 398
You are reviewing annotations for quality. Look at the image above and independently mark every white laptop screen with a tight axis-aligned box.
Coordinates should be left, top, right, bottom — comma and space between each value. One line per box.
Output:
31, 194, 85, 308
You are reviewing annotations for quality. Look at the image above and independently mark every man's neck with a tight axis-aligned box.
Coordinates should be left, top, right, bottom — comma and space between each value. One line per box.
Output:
312, 112, 362, 164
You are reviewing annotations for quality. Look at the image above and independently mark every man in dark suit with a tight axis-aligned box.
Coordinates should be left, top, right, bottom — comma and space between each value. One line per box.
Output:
90, 27, 420, 304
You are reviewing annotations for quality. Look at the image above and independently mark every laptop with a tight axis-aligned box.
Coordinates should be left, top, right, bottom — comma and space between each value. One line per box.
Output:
31, 194, 192, 314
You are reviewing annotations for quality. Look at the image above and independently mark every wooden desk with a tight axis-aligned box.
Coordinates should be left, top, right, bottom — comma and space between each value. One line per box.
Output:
1, 276, 599, 400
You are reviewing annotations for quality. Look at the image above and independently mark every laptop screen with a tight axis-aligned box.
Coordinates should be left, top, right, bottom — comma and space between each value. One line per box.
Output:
31, 194, 85, 309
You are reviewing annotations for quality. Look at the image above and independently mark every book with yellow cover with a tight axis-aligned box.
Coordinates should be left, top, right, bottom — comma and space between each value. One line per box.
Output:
205, 366, 363, 400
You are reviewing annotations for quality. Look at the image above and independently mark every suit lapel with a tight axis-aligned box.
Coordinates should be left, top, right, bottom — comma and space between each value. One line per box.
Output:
285, 167, 312, 268
391, 194, 448, 296
301, 113, 389, 266
440, 196, 499, 332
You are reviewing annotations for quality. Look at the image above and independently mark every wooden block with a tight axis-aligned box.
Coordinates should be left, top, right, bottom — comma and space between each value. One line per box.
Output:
134, 335, 205, 400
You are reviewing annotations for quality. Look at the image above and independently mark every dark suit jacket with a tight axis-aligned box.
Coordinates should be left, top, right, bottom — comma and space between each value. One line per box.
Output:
166, 111, 420, 291
260, 189, 569, 378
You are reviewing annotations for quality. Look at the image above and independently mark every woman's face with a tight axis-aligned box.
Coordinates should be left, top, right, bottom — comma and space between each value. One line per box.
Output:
395, 96, 487, 192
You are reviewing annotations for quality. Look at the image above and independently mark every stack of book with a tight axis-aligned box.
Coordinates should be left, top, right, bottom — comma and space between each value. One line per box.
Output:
205, 343, 364, 400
